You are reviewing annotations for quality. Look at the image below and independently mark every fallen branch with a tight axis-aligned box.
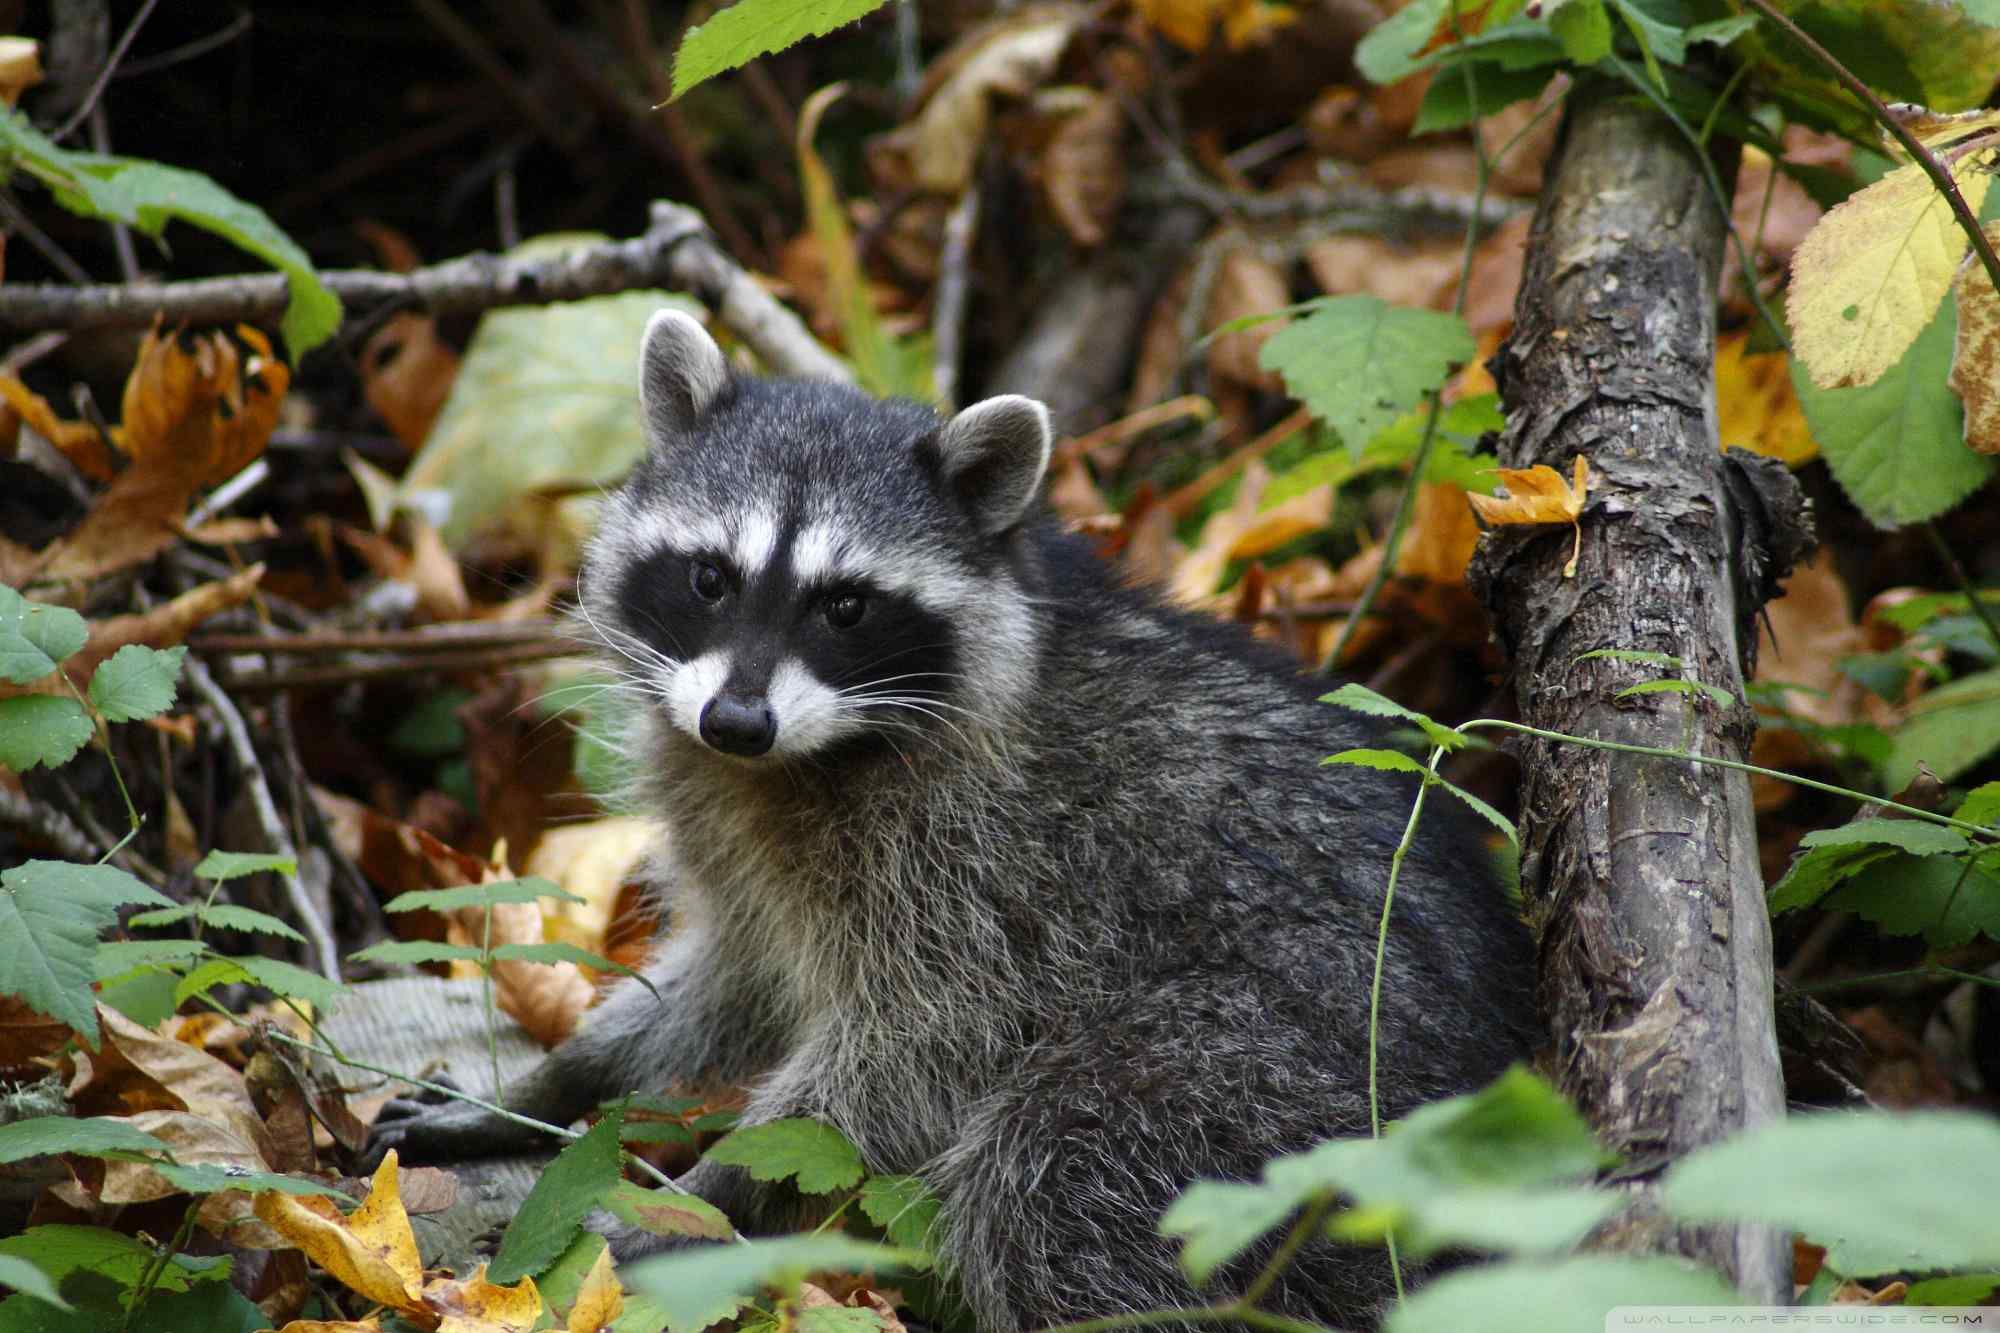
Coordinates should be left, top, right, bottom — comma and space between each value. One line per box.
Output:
0, 201, 853, 383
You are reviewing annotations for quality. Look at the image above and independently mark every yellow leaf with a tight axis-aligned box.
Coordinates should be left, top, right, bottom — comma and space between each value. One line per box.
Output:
1133, 0, 1217, 50
566, 1247, 625, 1333
1788, 155, 1993, 389
1715, 332, 1815, 465
254, 1152, 426, 1315
1221, 0, 1296, 50
427, 1263, 543, 1333
1882, 104, 2000, 158
1951, 222, 2000, 454
1467, 456, 1590, 578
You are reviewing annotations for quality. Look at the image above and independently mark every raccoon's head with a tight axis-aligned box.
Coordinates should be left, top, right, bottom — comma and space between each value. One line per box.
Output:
582, 310, 1053, 763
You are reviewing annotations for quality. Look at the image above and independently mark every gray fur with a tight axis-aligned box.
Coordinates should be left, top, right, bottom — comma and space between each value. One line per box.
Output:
371, 332, 1537, 1329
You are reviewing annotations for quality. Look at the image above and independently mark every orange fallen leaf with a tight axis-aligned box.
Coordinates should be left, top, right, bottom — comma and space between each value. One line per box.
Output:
427, 1264, 542, 1333
254, 1152, 426, 1318
1466, 455, 1591, 577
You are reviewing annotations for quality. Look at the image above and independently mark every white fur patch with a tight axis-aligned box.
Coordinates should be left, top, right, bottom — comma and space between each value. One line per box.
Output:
733, 509, 780, 578
667, 651, 731, 742
789, 521, 982, 612
614, 503, 728, 563
767, 658, 852, 757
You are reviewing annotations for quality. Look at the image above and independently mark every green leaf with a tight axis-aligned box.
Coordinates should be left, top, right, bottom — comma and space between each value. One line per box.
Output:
1768, 843, 1899, 915
0, 586, 87, 684
1608, 0, 1686, 66
491, 940, 641, 979
1661, 1110, 2000, 1276
348, 939, 489, 967
1413, 61, 1556, 135
1354, 0, 1449, 83
625, 1236, 922, 1333
192, 850, 299, 882
1965, 0, 2000, 28
796, 1307, 889, 1333
0, 861, 172, 1047
0, 695, 94, 772
1824, 853, 2000, 949
1384, 1254, 1738, 1333
1319, 683, 1464, 751
174, 955, 343, 1012
1323, 747, 1428, 775
86, 644, 186, 723
1432, 774, 1519, 846
1161, 1067, 1611, 1282
96, 969, 182, 1029
150, 1162, 352, 1200
490, 1106, 625, 1283
0, 1224, 225, 1308
1954, 782, 2000, 830
673, 0, 895, 97
383, 876, 584, 913
1262, 298, 1475, 458
1792, 293, 1994, 529
1549, 0, 1611, 63
603, 1179, 736, 1242
1686, 14, 1757, 47
1613, 678, 1737, 708
706, 1118, 866, 1195
859, 1175, 942, 1253
1905, 1273, 2000, 1305
1795, 817, 1970, 857
1574, 647, 1681, 668
0, 1256, 68, 1312
0, 1115, 171, 1164
1881, 665, 2000, 788
95, 937, 209, 977
127, 902, 306, 943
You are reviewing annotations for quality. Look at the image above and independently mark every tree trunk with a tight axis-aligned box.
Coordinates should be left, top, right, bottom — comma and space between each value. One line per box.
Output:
1470, 76, 1810, 1303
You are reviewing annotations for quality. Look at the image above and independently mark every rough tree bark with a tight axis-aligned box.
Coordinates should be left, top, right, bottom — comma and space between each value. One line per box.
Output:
1469, 78, 1812, 1301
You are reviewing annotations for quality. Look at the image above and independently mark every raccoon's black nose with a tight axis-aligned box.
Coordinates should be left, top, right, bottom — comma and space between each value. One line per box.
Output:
700, 693, 776, 756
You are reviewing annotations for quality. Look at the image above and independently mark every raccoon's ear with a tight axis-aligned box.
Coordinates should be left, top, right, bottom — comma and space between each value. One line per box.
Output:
639, 309, 728, 436
932, 395, 1053, 536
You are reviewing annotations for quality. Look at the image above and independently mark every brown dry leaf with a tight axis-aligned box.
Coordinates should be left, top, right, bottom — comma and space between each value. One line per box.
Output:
1038, 90, 1125, 249
427, 1265, 543, 1333
362, 313, 461, 452
41, 326, 288, 581
0, 37, 44, 106
1750, 550, 1895, 802
566, 1246, 624, 1333
871, 6, 1083, 195
1170, 462, 1332, 605
182, 515, 282, 546
255, 1153, 427, 1316
99, 1108, 271, 1205
1396, 482, 1482, 585
1716, 335, 1815, 465
1303, 234, 1461, 309
1466, 456, 1590, 577
0, 374, 118, 479
1726, 139, 1828, 303
447, 893, 595, 1048
0, 993, 71, 1070
91, 1006, 276, 1166
1204, 244, 1290, 394
1950, 223, 2000, 453
1477, 77, 1563, 198
521, 816, 657, 959
408, 515, 472, 622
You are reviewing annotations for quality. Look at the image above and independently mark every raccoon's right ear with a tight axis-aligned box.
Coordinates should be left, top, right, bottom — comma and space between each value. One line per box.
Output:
931, 395, 1053, 537
639, 309, 728, 437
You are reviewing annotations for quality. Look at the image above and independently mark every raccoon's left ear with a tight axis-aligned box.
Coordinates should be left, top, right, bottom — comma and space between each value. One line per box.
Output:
931, 395, 1053, 536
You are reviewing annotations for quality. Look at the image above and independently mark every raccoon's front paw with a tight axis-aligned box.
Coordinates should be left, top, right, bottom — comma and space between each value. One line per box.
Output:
363, 1093, 547, 1171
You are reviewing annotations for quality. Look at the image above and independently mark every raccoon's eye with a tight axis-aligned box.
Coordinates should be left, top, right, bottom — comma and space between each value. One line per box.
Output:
690, 561, 727, 602
824, 593, 866, 629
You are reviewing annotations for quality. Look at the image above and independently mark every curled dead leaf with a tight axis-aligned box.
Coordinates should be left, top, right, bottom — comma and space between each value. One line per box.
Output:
1950, 223, 2000, 454
255, 1152, 426, 1316
1466, 456, 1591, 578
565, 1246, 624, 1333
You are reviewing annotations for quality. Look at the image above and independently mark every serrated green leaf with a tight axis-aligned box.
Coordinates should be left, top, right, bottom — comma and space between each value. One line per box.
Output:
1796, 817, 1970, 856
1413, 61, 1556, 135
86, 644, 185, 723
625, 1236, 922, 1333
0, 586, 87, 685
1574, 648, 1681, 668
1319, 683, 1463, 751
0, 1224, 224, 1305
1662, 1110, 2000, 1276
1162, 1067, 1610, 1282
95, 937, 209, 978
1354, 0, 1450, 83
1261, 297, 1475, 457
128, 901, 305, 943
859, 1174, 941, 1253
1323, 747, 1429, 774
1613, 678, 1738, 708
383, 876, 584, 913
1954, 782, 2000, 830
1793, 293, 1995, 529
491, 940, 640, 979
1433, 775, 1519, 846
1824, 852, 2000, 949
673, 0, 895, 97
603, 1178, 736, 1242
0, 1254, 69, 1311
0, 1115, 171, 1164
0, 862, 172, 1047
1768, 842, 1899, 915
174, 955, 343, 1012
151, 1162, 352, 1200
192, 850, 299, 882
490, 1106, 625, 1283
706, 1118, 865, 1194
1881, 665, 2000, 788
1549, 0, 1611, 63
0, 695, 94, 772
348, 939, 489, 967
1384, 1254, 1737, 1333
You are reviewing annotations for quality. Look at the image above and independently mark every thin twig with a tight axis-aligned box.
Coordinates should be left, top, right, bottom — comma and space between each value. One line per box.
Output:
53, 0, 162, 142
113, 11, 254, 80
932, 185, 981, 410
185, 656, 341, 980
1738, 0, 2000, 299
194, 620, 577, 655
213, 643, 580, 694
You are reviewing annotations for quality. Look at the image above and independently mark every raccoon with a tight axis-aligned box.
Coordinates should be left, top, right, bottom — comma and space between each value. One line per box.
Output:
370, 310, 1538, 1328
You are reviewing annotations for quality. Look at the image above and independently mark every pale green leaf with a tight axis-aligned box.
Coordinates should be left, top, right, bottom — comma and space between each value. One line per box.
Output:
383, 876, 584, 913
348, 939, 488, 968
674, 0, 895, 98
706, 1118, 865, 1194
0, 695, 93, 772
1881, 664, 2000, 787
87, 645, 185, 723
1320, 682, 1463, 751
0, 862, 171, 1047
1260, 297, 1475, 455
0, 585, 86, 684
174, 955, 343, 1012
1549, 0, 1611, 65
625, 1236, 922, 1333
127, 902, 306, 943
1385, 1254, 1737, 1333
859, 1174, 942, 1253
193, 850, 299, 882
1795, 817, 1970, 857
95, 938, 209, 977
491, 940, 640, 979
0, 1255, 68, 1311
1354, 0, 1449, 83
603, 1179, 736, 1242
